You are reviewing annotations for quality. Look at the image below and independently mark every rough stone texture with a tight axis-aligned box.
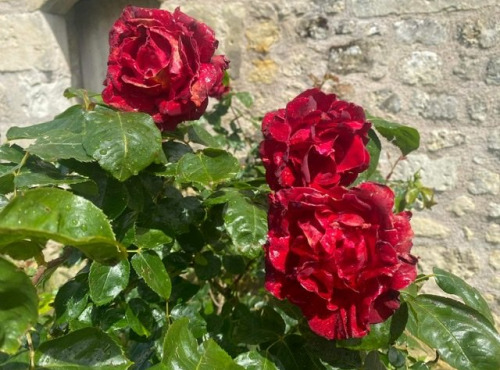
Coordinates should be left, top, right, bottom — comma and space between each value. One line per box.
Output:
394, 19, 447, 45
427, 129, 465, 152
448, 195, 476, 217
411, 91, 458, 120
486, 224, 500, 245
467, 168, 500, 195
390, 154, 458, 192
400, 51, 442, 86
0, 0, 499, 318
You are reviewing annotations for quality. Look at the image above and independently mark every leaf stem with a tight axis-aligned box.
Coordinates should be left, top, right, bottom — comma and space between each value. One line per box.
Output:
26, 331, 35, 370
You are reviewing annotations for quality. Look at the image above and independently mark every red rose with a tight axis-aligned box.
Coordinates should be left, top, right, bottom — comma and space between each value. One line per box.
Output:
260, 88, 371, 191
102, 6, 229, 131
264, 182, 417, 340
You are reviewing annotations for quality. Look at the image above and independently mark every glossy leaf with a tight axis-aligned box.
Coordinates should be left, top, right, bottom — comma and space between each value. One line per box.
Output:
36, 327, 131, 369
433, 267, 495, 325
176, 149, 240, 187
0, 188, 126, 263
368, 114, 420, 156
234, 351, 278, 370
407, 294, 500, 370
0, 257, 38, 354
7, 105, 92, 162
194, 251, 222, 280
162, 318, 241, 369
83, 106, 162, 181
54, 275, 89, 324
135, 228, 173, 250
354, 128, 381, 184
131, 251, 171, 300
233, 92, 254, 108
187, 119, 225, 148
232, 305, 285, 345
89, 260, 130, 306
223, 191, 267, 258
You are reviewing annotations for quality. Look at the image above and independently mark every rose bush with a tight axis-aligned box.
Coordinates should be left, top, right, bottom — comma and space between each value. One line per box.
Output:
1, 5, 499, 370
265, 183, 417, 340
260, 88, 371, 191
102, 6, 228, 131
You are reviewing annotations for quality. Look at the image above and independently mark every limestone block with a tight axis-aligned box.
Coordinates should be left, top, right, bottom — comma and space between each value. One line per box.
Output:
328, 42, 372, 74
0, 12, 68, 72
390, 154, 458, 192
297, 16, 329, 40
412, 217, 451, 239
486, 224, 500, 245
246, 21, 280, 53
488, 128, 500, 153
426, 129, 465, 152
448, 195, 476, 217
394, 19, 447, 45
457, 19, 499, 49
248, 59, 278, 84
453, 54, 481, 81
413, 245, 479, 280
411, 90, 458, 120
0, 0, 45, 13
352, 0, 496, 18
488, 203, 500, 219
467, 94, 489, 123
467, 168, 500, 195
400, 51, 442, 86
485, 56, 500, 85
489, 250, 500, 270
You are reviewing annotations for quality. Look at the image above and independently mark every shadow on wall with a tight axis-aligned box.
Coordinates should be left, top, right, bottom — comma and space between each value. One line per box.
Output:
44, 0, 160, 93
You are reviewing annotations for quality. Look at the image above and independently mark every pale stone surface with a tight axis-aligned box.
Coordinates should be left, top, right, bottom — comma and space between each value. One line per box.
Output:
391, 154, 458, 191
352, 0, 497, 18
448, 195, 476, 217
485, 56, 500, 85
458, 19, 499, 49
400, 51, 442, 85
489, 250, 500, 270
411, 91, 458, 120
413, 245, 479, 280
488, 203, 500, 219
488, 128, 500, 153
394, 19, 447, 45
246, 21, 279, 54
328, 42, 372, 74
463, 227, 474, 241
467, 168, 500, 195
426, 129, 465, 152
467, 94, 489, 123
486, 224, 500, 245
412, 217, 451, 239
453, 54, 481, 81
0, 12, 69, 72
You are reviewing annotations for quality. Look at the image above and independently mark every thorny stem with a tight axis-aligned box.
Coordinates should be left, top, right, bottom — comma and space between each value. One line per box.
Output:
31, 247, 72, 286
385, 154, 405, 181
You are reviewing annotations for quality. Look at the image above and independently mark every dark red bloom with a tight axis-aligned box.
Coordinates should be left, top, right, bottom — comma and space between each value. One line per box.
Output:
260, 88, 371, 191
102, 6, 229, 131
264, 182, 417, 340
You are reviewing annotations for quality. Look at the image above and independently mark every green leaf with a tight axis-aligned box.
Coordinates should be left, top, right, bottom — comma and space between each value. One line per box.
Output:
233, 92, 254, 108
125, 298, 153, 337
407, 294, 500, 370
194, 251, 222, 280
54, 274, 89, 324
0, 188, 126, 263
89, 260, 130, 306
354, 129, 381, 184
176, 149, 240, 187
0, 257, 38, 354
187, 119, 225, 148
36, 327, 131, 369
433, 267, 495, 325
7, 105, 92, 162
0, 144, 25, 163
234, 351, 278, 370
368, 114, 420, 156
135, 228, 173, 250
131, 250, 171, 300
170, 303, 207, 339
223, 191, 267, 258
232, 305, 285, 345
162, 318, 242, 369
83, 106, 162, 181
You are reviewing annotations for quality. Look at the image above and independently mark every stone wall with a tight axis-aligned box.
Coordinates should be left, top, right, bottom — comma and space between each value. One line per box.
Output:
0, 0, 498, 319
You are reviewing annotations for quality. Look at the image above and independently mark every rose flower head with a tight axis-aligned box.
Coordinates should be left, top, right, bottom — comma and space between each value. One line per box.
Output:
264, 182, 417, 340
260, 88, 371, 191
102, 6, 229, 131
